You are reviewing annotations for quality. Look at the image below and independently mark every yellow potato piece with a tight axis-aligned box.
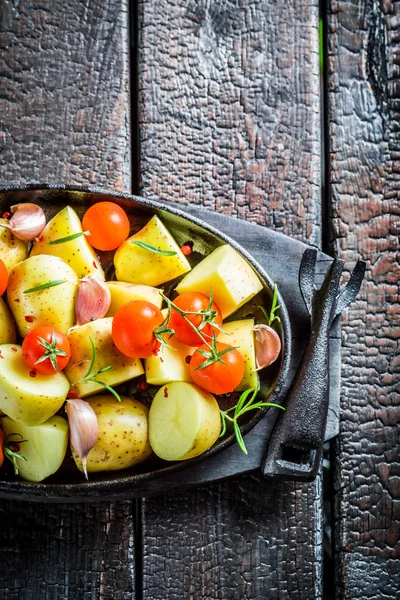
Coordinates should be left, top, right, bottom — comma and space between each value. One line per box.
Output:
149, 382, 221, 461
71, 395, 152, 473
106, 281, 162, 317
30, 206, 104, 279
7, 254, 79, 337
1, 415, 69, 482
0, 219, 29, 271
218, 319, 259, 391
145, 336, 195, 385
114, 215, 191, 286
0, 344, 70, 426
176, 244, 263, 318
65, 318, 144, 397
0, 297, 16, 344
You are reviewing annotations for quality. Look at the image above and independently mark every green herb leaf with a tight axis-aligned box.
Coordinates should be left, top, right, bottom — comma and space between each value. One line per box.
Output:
47, 231, 90, 245
72, 337, 119, 400
219, 383, 284, 455
259, 283, 281, 326
131, 241, 177, 256
23, 280, 68, 294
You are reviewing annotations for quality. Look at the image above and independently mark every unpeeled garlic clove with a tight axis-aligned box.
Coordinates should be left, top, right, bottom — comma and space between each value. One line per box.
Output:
75, 276, 111, 326
254, 324, 281, 369
0, 203, 46, 241
66, 398, 99, 480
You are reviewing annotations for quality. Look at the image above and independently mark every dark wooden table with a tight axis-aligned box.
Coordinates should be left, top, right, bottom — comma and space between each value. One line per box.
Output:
0, 1, 398, 599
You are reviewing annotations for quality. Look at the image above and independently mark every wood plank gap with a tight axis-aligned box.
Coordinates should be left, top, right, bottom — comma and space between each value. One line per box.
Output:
130, 0, 140, 195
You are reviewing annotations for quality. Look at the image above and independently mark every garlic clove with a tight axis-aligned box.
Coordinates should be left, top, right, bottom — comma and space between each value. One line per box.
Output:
75, 275, 111, 326
254, 324, 281, 369
0, 203, 46, 241
66, 398, 99, 479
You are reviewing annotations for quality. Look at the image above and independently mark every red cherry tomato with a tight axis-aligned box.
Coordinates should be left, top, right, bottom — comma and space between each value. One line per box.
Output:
189, 342, 245, 394
112, 300, 164, 358
82, 202, 130, 251
22, 327, 71, 375
169, 292, 223, 347
0, 259, 8, 296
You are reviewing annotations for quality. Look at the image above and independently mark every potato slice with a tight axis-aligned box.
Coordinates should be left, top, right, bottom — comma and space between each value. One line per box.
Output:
176, 244, 263, 318
71, 395, 152, 473
1, 415, 69, 482
145, 337, 195, 385
7, 254, 79, 337
114, 215, 191, 286
0, 344, 70, 426
149, 382, 221, 461
0, 297, 16, 344
65, 318, 144, 397
218, 319, 259, 391
106, 281, 162, 317
0, 218, 29, 271
30, 206, 104, 279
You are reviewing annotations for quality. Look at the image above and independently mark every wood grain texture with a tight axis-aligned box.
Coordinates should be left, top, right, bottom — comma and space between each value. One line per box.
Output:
0, 2, 136, 598
327, 1, 400, 598
138, 1, 324, 598
0, 0, 131, 191
137, 0, 321, 245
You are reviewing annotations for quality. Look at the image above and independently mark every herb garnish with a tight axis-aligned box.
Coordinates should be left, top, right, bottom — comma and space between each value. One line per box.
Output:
47, 231, 90, 245
219, 384, 284, 454
72, 337, 121, 402
4, 433, 28, 475
131, 240, 177, 256
259, 283, 281, 326
23, 280, 68, 294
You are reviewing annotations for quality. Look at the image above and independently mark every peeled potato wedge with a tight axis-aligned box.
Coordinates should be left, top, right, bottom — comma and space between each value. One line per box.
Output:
106, 281, 162, 316
0, 344, 70, 426
65, 318, 144, 397
114, 215, 191, 286
148, 382, 221, 461
30, 205, 104, 279
176, 244, 263, 318
218, 319, 259, 391
1, 415, 69, 482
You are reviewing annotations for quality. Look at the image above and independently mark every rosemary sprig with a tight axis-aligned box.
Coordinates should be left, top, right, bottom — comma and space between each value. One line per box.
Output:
131, 240, 177, 256
219, 384, 284, 454
23, 280, 68, 294
4, 433, 28, 476
47, 231, 90, 245
72, 337, 121, 402
259, 283, 281, 326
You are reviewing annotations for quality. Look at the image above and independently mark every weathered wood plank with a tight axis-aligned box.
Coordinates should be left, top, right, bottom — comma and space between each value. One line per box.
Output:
0, 1, 135, 598
327, 1, 400, 598
137, 0, 323, 598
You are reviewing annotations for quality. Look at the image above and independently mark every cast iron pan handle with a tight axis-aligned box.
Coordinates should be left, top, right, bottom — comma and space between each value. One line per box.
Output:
262, 249, 366, 481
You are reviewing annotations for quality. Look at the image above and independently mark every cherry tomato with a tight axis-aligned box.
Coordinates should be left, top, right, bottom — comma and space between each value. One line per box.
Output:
189, 342, 245, 394
22, 326, 71, 375
169, 292, 223, 347
0, 259, 8, 295
82, 202, 130, 251
112, 300, 164, 358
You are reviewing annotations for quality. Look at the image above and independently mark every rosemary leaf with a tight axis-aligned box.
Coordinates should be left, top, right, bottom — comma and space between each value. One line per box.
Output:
23, 280, 68, 294
131, 240, 177, 256
47, 231, 90, 245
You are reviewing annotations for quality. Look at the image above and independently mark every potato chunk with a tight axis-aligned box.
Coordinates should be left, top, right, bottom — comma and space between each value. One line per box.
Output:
218, 319, 259, 391
114, 215, 191, 286
7, 254, 79, 337
149, 382, 221, 461
106, 281, 162, 317
71, 395, 152, 473
1, 415, 69, 482
30, 206, 104, 279
0, 344, 70, 426
65, 318, 144, 397
0, 219, 29, 271
0, 297, 16, 344
176, 244, 263, 318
